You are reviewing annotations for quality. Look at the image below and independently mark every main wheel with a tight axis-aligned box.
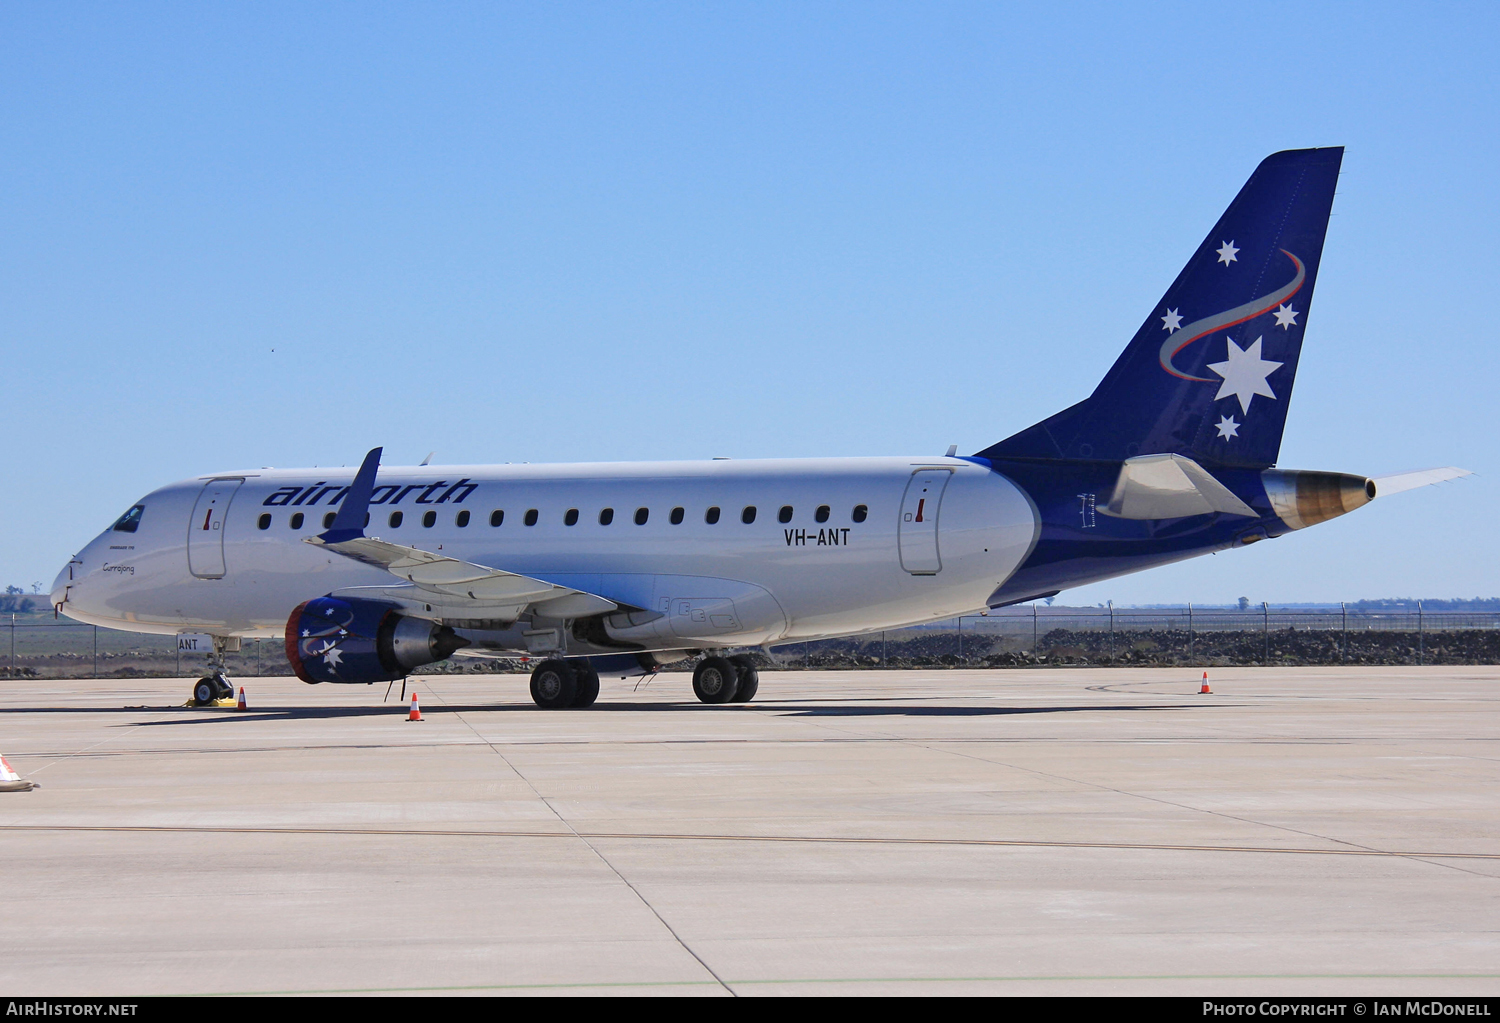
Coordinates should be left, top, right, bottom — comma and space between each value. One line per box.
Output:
529, 659, 578, 709
193, 677, 218, 706
569, 660, 600, 708
692, 656, 739, 704
728, 656, 759, 703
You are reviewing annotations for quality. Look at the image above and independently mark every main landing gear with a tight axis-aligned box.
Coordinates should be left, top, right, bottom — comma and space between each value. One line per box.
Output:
526, 654, 761, 708
528, 658, 601, 709
691, 654, 759, 705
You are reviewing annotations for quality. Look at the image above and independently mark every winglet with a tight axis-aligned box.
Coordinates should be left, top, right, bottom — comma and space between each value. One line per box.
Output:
317, 447, 383, 544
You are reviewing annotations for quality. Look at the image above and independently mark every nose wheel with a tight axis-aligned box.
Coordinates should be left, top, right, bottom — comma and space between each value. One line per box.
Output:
188, 634, 237, 706
192, 671, 234, 706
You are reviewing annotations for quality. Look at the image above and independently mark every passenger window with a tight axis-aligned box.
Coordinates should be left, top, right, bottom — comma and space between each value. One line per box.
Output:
290, 512, 304, 530
778, 506, 793, 524
422, 510, 437, 528
524, 509, 539, 526
565, 508, 579, 526
389, 511, 404, 528
815, 505, 830, 523
456, 510, 470, 527
634, 507, 649, 525
599, 507, 614, 525
490, 510, 504, 527
705, 506, 721, 524
112, 506, 145, 533
742, 506, 756, 524
257, 513, 271, 530
852, 504, 868, 523
670, 507, 684, 525
324, 512, 336, 529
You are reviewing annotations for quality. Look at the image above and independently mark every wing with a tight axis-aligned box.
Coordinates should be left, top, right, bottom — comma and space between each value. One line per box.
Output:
303, 446, 618, 623
306, 533, 619, 621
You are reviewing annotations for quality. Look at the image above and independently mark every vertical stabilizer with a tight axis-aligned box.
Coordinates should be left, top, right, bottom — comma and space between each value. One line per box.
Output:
979, 147, 1343, 469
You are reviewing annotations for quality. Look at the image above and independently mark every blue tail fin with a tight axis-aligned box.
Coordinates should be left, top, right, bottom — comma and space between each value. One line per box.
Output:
978, 147, 1343, 469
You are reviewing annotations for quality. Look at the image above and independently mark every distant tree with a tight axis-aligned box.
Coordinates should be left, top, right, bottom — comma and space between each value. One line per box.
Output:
1238, 596, 1250, 611
4, 586, 21, 596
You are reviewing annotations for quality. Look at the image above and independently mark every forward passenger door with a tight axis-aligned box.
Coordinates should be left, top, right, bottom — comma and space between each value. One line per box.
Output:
188, 479, 244, 579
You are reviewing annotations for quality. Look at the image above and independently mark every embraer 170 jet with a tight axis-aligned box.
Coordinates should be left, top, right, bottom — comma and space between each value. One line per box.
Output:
51, 147, 1466, 708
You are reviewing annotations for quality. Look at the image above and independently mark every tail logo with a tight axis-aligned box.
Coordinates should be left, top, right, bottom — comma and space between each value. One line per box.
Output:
1157, 250, 1305, 382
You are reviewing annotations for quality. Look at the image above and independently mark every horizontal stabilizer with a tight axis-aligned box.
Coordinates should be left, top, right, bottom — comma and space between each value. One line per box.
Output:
1372, 466, 1472, 497
1100, 453, 1257, 520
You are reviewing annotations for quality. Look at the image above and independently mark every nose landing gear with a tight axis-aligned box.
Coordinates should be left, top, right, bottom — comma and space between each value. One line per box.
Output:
189, 636, 238, 706
192, 672, 234, 706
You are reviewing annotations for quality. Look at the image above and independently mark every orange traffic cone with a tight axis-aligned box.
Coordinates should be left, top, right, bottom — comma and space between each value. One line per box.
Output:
1199, 671, 1211, 694
236, 687, 247, 711
408, 691, 422, 722
0, 752, 36, 792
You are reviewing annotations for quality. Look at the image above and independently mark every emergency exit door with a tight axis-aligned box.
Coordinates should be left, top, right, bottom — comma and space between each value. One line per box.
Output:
188, 479, 243, 579
898, 469, 950, 575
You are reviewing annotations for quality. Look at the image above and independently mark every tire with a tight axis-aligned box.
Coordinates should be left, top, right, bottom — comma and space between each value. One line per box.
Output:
570, 660, 600, 708
692, 656, 739, 704
529, 659, 578, 709
193, 677, 218, 705
728, 656, 759, 703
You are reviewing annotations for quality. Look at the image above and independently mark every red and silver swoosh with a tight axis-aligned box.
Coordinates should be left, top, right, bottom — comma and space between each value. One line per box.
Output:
1158, 249, 1305, 381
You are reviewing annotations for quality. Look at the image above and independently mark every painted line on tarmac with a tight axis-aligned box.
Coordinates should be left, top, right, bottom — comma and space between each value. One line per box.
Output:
188, 971, 1500, 996
4, 823, 1499, 861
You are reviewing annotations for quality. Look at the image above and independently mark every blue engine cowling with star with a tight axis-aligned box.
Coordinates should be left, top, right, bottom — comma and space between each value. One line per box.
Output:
284, 596, 469, 684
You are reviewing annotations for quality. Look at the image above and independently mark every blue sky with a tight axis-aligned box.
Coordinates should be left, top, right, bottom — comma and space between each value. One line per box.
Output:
1, 2, 1495, 604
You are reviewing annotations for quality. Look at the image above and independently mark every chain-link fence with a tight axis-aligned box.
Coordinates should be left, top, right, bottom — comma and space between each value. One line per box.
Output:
776, 604, 1500, 669
3, 604, 1497, 679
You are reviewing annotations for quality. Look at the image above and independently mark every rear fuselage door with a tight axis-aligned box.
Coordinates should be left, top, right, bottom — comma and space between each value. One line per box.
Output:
188, 479, 244, 579
898, 468, 951, 575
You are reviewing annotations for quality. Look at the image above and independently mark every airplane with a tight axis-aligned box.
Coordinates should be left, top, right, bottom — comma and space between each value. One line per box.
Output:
50, 146, 1468, 709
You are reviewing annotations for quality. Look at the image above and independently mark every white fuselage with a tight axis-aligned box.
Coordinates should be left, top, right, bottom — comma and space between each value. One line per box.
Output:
53, 456, 1040, 652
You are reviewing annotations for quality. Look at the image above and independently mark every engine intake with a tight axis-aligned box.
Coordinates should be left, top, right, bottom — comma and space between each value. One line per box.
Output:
285, 596, 469, 684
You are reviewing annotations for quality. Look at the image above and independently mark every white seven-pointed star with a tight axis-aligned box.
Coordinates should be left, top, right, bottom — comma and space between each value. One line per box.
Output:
1216, 240, 1239, 265
1207, 335, 1282, 414
1216, 415, 1240, 440
1161, 308, 1183, 333
1272, 303, 1299, 329
320, 642, 343, 669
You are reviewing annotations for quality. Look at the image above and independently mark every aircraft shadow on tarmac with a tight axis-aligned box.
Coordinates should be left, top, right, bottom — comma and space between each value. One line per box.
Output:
775, 704, 1198, 717
0, 701, 1212, 725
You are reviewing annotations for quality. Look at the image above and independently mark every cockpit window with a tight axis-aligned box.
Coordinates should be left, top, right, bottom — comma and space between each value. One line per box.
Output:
112, 506, 145, 533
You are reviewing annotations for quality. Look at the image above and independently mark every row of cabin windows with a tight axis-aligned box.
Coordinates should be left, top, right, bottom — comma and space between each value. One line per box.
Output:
256, 503, 871, 531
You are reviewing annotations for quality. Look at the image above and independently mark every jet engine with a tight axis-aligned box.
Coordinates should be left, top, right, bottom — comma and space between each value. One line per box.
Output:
285, 596, 469, 684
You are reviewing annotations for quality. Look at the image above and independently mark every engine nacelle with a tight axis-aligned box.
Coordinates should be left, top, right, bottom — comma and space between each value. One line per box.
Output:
284, 596, 469, 684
